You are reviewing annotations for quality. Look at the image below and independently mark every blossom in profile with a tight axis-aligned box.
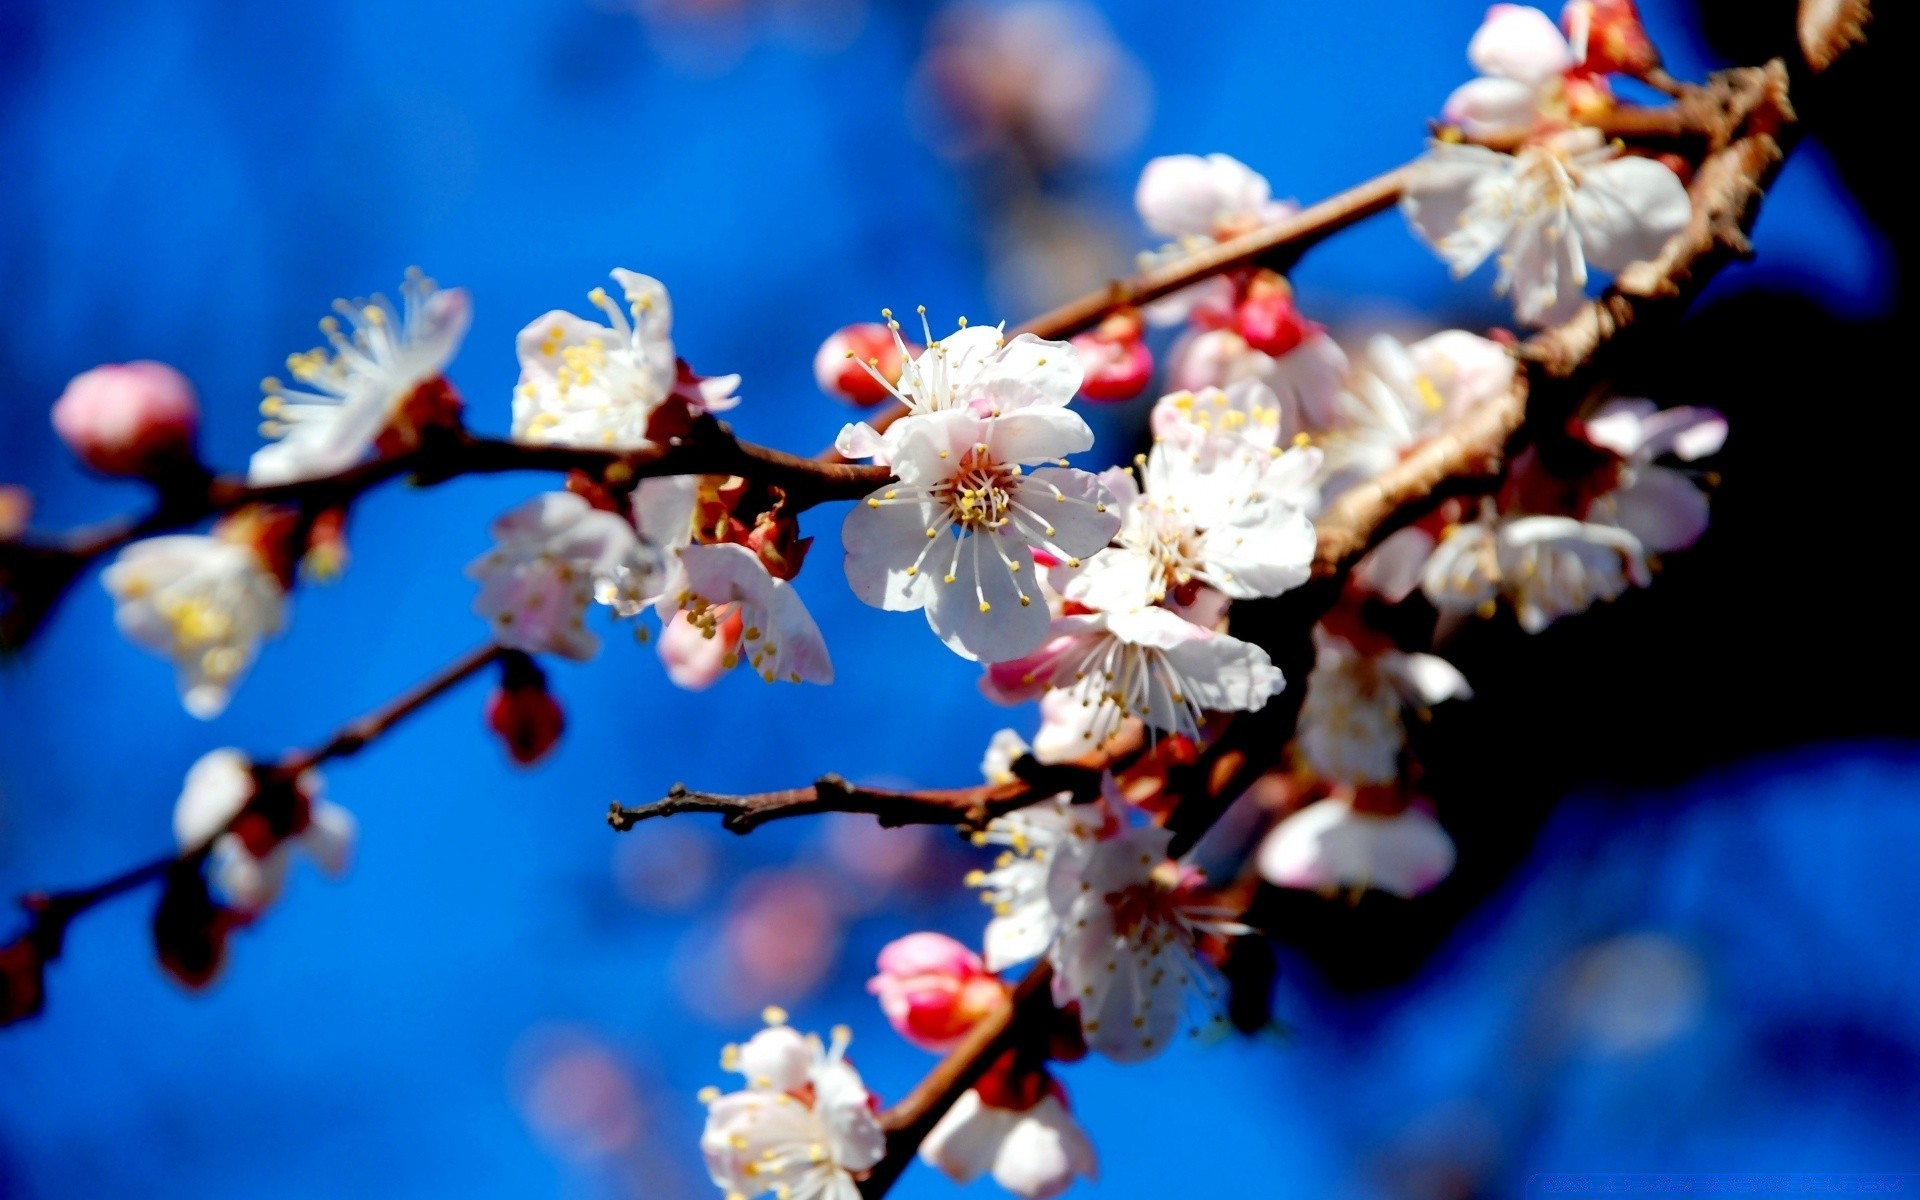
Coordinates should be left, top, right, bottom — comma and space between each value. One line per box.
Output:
253, 269, 471, 484
700, 1012, 886, 1200
1257, 795, 1456, 899
656, 542, 833, 685
921, 1074, 1097, 1199
1443, 4, 1582, 133
982, 607, 1284, 745
172, 750, 355, 914
1423, 513, 1649, 632
512, 269, 738, 449
1402, 128, 1689, 327
103, 532, 287, 718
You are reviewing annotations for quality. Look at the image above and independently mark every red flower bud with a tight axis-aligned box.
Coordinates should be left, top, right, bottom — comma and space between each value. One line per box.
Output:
373, 375, 464, 457
1563, 0, 1659, 78
815, 323, 914, 407
1072, 309, 1153, 402
0, 934, 49, 1026
487, 651, 565, 766
1233, 273, 1314, 358
153, 861, 234, 991
51, 361, 201, 479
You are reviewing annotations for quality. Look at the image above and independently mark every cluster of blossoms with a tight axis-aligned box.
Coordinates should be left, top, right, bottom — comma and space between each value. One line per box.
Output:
6, 1, 1751, 1191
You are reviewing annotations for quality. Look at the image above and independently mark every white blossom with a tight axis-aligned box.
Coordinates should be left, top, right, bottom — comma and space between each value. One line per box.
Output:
842, 406, 1118, 663
468, 492, 673, 661
1442, 4, 1580, 135
1422, 513, 1650, 632
921, 1090, 1097, 1200
656, 543, 833, 685
1580, 398, 1726, 555
1295, 626, 1472, 786
512, 269, 737, 448
103, 534, 287, 718
1161, 328, 1350, 434
702, 1014, 886, 1200
1133, 153, 1293, 328
981, 607, 1285, 745
1048, 824, 1246, 1063
968, 791, 1113, 973
252, 269, 470, 484
173, 749, 355, 913
1319, 330, 1515, 501
1057, 430, 1318, 614
1402, 128, 1690, 327
1257, 796, 1456, 899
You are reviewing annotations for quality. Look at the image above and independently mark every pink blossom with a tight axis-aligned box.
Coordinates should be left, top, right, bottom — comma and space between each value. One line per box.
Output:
51, 361, 200, 478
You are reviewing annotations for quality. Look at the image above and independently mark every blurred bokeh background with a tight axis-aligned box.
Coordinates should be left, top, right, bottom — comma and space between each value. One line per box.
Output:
1, 0, 1912, 1196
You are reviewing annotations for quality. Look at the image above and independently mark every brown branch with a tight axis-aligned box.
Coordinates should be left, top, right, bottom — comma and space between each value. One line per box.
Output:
4, 640, 507, 1019
1799, 0, 1873, 73
6, 418, 892, 648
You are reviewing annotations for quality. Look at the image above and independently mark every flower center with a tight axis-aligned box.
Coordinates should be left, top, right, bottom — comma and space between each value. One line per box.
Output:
935, 445, 1017, 532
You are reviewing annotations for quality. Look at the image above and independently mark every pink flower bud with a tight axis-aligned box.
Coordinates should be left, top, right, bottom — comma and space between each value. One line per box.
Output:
51, 361, 200, 478
815, 324, 913, 407
486, 653, 565, 766
868, 932, 1009, 1052
1071, 310, 1153, 403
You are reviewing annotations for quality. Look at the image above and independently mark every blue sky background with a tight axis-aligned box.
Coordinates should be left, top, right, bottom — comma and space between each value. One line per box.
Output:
0, 1, 1910, 1197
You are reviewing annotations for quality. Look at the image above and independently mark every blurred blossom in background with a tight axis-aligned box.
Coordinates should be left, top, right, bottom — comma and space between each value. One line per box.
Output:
0, 1, 1913, 1198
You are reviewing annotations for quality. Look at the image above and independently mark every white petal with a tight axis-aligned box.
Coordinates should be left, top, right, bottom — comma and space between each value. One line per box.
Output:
1388, 652, 1474, 706
1572, 154, 1692, 274
1442, 76, 1545, 134
1013, 467, 1121, 558
173, 750, 255, 849
921, 1091, 1014, 1186
1468, 3, 1576, 86
925, 532, 1049, 662
1351, 526, 1437, 603
992, 1097, 1098, 1200
842, 490, 941, 611
1401, 144, 1518, 279
1606, 465, 1711, 554
299, 800, 357, 877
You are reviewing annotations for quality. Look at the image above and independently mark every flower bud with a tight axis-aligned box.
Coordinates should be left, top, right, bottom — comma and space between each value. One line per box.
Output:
0, 933, 48, 1026
1071, 310, 1153, 402
1563, 0, 1658, 78
868, 932, 1009, 1053
51, 361, 201, 479
153, 861, 233, 990
815, 323, 912, 407
1232, 273, 1312, 358
374, 375, 464, 458
486, 651, 565, 766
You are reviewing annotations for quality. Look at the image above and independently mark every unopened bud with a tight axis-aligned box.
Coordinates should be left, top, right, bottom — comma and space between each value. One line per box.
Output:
1233, 273, 1314, 358
815, 323, 913, 407
153, 861, 232, 991
487, 651, 565, 766
868, 932, 1009, 1053
51, 361, 201, 479
1563, 0, 1659, 78
302, 508, 351, 583
1071, 309, 1154, 402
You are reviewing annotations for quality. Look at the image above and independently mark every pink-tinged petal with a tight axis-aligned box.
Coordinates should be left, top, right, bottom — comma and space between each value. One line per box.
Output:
1135, 153, 1272, 239
1572, 153, 1692, 274
1411, 329, 1517, 411
842, 489, 941, 611
1353, 526, 1437, 602
411, 286, 474, 371
1608, 465, 1711, 554
766, 581, 834, 685
1442, 75, 1544, 134
926, 533, 1048, 662
658, 610, 736, 690
1468, 4, 1576, 86
834, 420, 893, 465
1635, 406, 1728, 462
1582, 397, 1662, 457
